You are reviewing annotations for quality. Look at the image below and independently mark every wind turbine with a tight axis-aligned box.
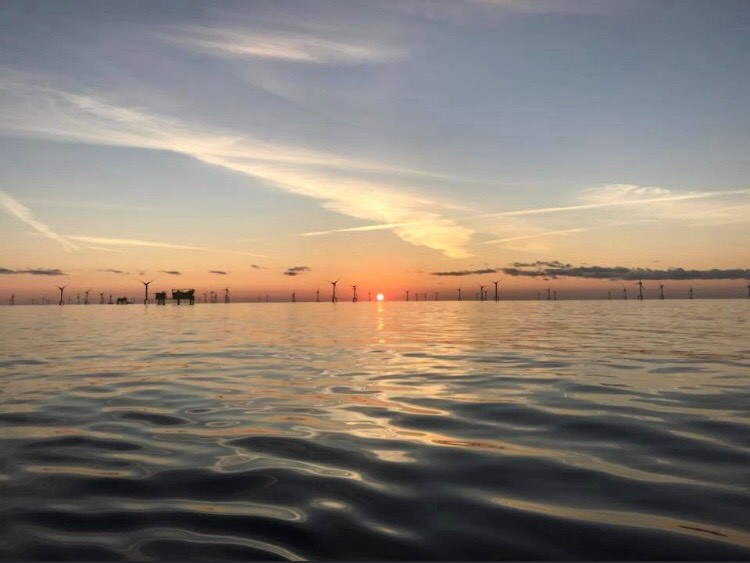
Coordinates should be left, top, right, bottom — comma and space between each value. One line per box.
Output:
139, 279, 155, 304
491, 280, 500, 301
636, 280, 644, 300
292, 291, 296, 303
316, 289, 320, 302
224, 288, 230, 303
56, 285, 67, 306
83, 289, 91, 305
623, 287, 628, 300
457, 288, 462, 301
99, 292, 104, 305
329, 279, 339, 303
607, 290, 612, 300
547, 288, 551, 301
658, 283, 665, 300
479, 285, 485, 301
689, 287, 694, 299
352, 284, 358, 302
406, 290, 410, 301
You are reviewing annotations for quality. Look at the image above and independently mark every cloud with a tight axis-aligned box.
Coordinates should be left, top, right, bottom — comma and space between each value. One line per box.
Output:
299, 223, 409, 236
283, 266, 311, 276
479, 187, 750, 218
512, 261, 572, 268
432, 268, 498, 276
160, 270, 182, 276
97, 268, 128, 274
65, 235, 263, 257
483, 227, 590, 244
250, 264, 262, 269
165, 25, 405, 64
0, 267, 66, 276
0, 190, 79, 252
0, 73, 471, 258
210, 270, 228, 275
502, 264, 750, 280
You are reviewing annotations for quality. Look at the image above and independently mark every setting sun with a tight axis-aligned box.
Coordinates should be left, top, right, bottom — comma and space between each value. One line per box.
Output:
376, 293, 384, 301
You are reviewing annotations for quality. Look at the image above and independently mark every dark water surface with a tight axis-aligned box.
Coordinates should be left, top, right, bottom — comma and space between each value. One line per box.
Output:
0, 300, 748, 560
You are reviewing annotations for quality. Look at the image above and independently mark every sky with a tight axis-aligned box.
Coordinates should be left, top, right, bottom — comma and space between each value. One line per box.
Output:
0, 0, 748, 302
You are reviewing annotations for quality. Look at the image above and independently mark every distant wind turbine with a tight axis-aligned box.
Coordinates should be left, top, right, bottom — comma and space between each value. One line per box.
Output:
491, 280, 500, 301
316, 289, 320, 303
658, 283, 665, 300
139, 279, 155, 304
636, 280, 644, 301
352, 285, 358, 302
56, 285, 67, 306
689, 287, 694, 299
224, 288, 230, 303
623, 287, 628, 300
329, 279, 339, 303
83, 288, 90, 305
479, 285, 485, 302
99, 292, 104, 305
406, 290, 410, 301
547, 288, 551, 301
457, 288, 462, 301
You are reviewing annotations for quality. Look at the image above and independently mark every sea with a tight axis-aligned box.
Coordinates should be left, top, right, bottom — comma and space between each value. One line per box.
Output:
0, 300, 748, 560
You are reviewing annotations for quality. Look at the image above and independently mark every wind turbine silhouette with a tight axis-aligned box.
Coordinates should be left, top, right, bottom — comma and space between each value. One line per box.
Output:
56, 285, 67, 306
406, 290, 410, 302
329, 279, 339, 303
491, 280, 500, 301
316, 289, 320, 302
547, 288, 551, 301
352, 284, 358, 302
99, 292, 104, 305
689, 287, 694, 299
224, 288, 230, 303
623, 287, 628, 300
457, 288, 462, 301
636, 280, 644, 300
479, 285, 485, 302
607, 290, 612, 300
83, 288, 90, 305
292, 291, 296, 303
658, 283, 665, 300
139, 279, 155, 304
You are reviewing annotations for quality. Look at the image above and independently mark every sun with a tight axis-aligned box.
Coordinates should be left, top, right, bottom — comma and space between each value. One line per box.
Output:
376, 293, 385, 301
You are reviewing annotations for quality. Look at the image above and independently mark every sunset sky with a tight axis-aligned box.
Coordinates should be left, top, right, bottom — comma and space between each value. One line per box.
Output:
1, 0, 748, 301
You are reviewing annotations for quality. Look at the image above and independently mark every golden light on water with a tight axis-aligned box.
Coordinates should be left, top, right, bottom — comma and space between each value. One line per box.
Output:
376, 293, 385, 301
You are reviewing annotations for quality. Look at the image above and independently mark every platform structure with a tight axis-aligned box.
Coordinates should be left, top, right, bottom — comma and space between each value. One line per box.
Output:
155, 291, 167, 305
172, 289, 195, 305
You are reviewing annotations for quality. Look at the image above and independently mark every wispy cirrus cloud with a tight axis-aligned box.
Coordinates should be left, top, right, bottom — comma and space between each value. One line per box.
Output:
0, 72, 472, 258
0, 267, 67, 276
65, 235, 263, 257
97, 268, 128, 275
209, 270, 228, 275
0, 190, 79, 252
159, 270, 181, 276
164, 25, 405, 64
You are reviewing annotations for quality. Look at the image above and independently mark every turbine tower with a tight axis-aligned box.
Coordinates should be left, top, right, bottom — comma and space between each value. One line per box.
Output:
84, 289, 90, 305
99, 292, 104, 305
636, 280, 644, 301
406, 290, 410, 301
352, 284, 358, 302
658, 283, 665, 300
479, 285, 485, 301
491, 280, 500, 301
224, 288, 230, 303
316, 289, 320, 302
139, 279, 155, 305
56, 285, 67, 306
623, 287, 628, 300
329, 279, 339, 303
292, 291, 296, 303
689, 287, 694, 299
457, 288, 462, 301
547, 288, 551, 301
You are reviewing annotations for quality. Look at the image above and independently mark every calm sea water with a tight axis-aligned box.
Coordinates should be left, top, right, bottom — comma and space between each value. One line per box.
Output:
0, 300, 748, 560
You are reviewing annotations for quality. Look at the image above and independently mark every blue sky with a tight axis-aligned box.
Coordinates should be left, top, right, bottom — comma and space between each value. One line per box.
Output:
0, 0, 748, 298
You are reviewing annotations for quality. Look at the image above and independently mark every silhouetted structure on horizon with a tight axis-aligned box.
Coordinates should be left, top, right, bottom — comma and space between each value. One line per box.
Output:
492, 280, 500, 301
658, 283, 665, 300
155, 291, 167, 305
172, 289, 195, 305
56, 285, 67, 306
352, 285, 358, 303
139, 279, 154, 305
329, 279, 339, 303
457, 288, 462, 301
689, 287, 694, 299
116, 297, 128, 305
636, 280, 644, 301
